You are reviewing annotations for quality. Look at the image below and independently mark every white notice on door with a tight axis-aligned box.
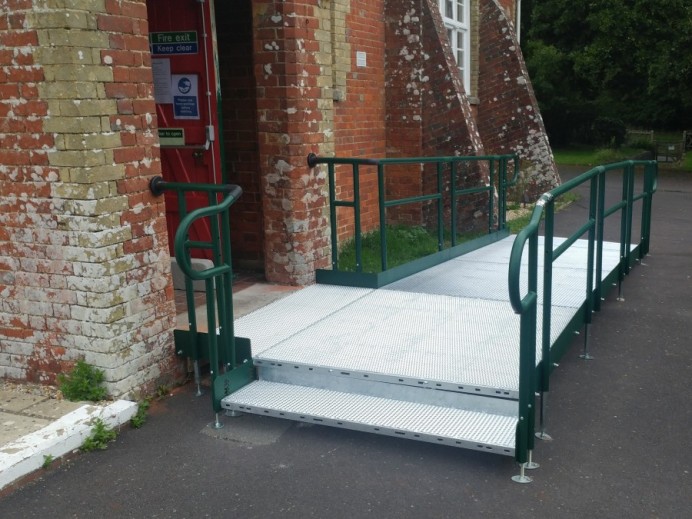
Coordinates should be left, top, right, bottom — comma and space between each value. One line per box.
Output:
152, 59, 173, 104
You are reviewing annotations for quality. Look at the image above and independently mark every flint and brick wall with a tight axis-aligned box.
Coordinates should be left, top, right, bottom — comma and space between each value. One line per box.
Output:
383, 0, 488, 230
0, 0, 179, 397
477, 0, 559, 198
252, 0, 334, 285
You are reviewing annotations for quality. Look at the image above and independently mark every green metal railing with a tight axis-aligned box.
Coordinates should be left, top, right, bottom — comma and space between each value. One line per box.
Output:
508, 160, 657, 469
307, 153, 520, 287
150, 176, 253, 424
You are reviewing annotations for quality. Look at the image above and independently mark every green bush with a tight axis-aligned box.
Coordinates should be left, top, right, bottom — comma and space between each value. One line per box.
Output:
58, 360, 108, 402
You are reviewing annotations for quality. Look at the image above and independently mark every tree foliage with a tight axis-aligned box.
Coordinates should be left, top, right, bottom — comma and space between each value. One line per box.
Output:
522, 0, 692, 145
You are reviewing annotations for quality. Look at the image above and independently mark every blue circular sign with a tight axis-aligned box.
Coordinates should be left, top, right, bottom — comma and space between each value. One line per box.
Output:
177, 77, 192, 94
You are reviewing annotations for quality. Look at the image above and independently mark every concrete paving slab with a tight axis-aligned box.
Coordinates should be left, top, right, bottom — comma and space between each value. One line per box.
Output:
232, 282, 300, 319
0, 391, 48, 413
176, 281, 300, 331
0, 412, 50, 445
21, 399, 86, 420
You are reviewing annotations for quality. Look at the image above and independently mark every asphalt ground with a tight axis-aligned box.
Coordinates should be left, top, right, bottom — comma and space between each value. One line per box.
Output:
0, 166, 690, 518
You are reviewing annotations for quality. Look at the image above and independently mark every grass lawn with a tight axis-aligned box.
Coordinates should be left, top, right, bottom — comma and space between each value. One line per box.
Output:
337, 225, 485, 273
554, 146, 692, 172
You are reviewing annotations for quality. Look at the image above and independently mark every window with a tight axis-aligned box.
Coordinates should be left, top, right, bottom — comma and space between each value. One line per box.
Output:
440, 0, 471, 93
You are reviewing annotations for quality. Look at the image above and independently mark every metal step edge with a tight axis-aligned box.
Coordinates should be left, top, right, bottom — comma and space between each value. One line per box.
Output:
221, 380, 517, 457
258, 365, 518, 416
254, 358, 519, 400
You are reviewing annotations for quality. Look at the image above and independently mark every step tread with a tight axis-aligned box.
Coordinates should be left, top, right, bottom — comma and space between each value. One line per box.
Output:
251, 290, 578, 395
222, 381, 517, 455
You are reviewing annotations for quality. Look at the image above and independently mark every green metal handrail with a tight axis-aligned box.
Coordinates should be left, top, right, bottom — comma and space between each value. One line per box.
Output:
307, 153, 520, 276
508, 160, 657, 466
149, 176, 248, 422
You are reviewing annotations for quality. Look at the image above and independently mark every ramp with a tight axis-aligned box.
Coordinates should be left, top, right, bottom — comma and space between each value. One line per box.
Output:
221, 236, 624, 458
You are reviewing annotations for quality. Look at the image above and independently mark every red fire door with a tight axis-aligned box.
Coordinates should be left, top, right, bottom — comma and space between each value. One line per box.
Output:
146, 0, 224, 256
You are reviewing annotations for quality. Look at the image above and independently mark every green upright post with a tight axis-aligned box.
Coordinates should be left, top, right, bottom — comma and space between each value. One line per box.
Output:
450, 161, 458, 247
594, 169, 606, 312
378, 163, 388, 272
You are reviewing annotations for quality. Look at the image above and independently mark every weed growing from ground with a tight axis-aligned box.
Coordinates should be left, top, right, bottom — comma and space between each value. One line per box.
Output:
81, 418, 116, 452
130, 400, 151, 429
155, 385, 170, 398
42, 454, 54, 469
58, 360, 107, 402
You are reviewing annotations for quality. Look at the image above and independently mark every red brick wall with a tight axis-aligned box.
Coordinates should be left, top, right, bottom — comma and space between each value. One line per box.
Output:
0, 3, 54, 381
335, 1, 387, 159
216, 1, 264, 270
104, 1, 179, 396
332, 0, 387, 242
383, 0, 425, 223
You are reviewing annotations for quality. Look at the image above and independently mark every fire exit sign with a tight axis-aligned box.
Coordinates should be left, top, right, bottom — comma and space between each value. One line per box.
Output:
150, 31, 198, 55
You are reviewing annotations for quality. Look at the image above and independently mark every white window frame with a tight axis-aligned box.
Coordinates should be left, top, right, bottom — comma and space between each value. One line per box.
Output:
439, 0, 471, 93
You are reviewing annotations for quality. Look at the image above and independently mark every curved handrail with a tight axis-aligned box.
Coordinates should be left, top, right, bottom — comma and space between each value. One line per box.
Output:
507, 194, 551, 313
508, 160, 657, 314
173, 184, 243, 281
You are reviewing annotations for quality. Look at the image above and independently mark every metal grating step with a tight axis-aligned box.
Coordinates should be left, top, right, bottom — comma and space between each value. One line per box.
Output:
221, 380, 517, 456
252, 290, 578, 396
234, 285, 372, 356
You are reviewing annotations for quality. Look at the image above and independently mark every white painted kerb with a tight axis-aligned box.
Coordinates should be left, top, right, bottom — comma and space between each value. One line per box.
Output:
0, 400, 138, 491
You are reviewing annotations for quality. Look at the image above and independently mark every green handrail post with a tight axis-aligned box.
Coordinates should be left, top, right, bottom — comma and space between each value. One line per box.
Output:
218, 193, 236, 372
508, 208, 541, 466
585, 176, 598, 325
353, 163, 363, 273
618, 164, 630, 288
488, 158, 495, 233
378, 162, 388, 272
327, 162, 338, 269
450, 161, 458, 247
149, 176, 246, 416
625, 161, 636, 273
499, 156, 511, 231
594, 168, 606, 311
541, 196, 554, 395
640, 162, 657, 256
436, 162, 444, 250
